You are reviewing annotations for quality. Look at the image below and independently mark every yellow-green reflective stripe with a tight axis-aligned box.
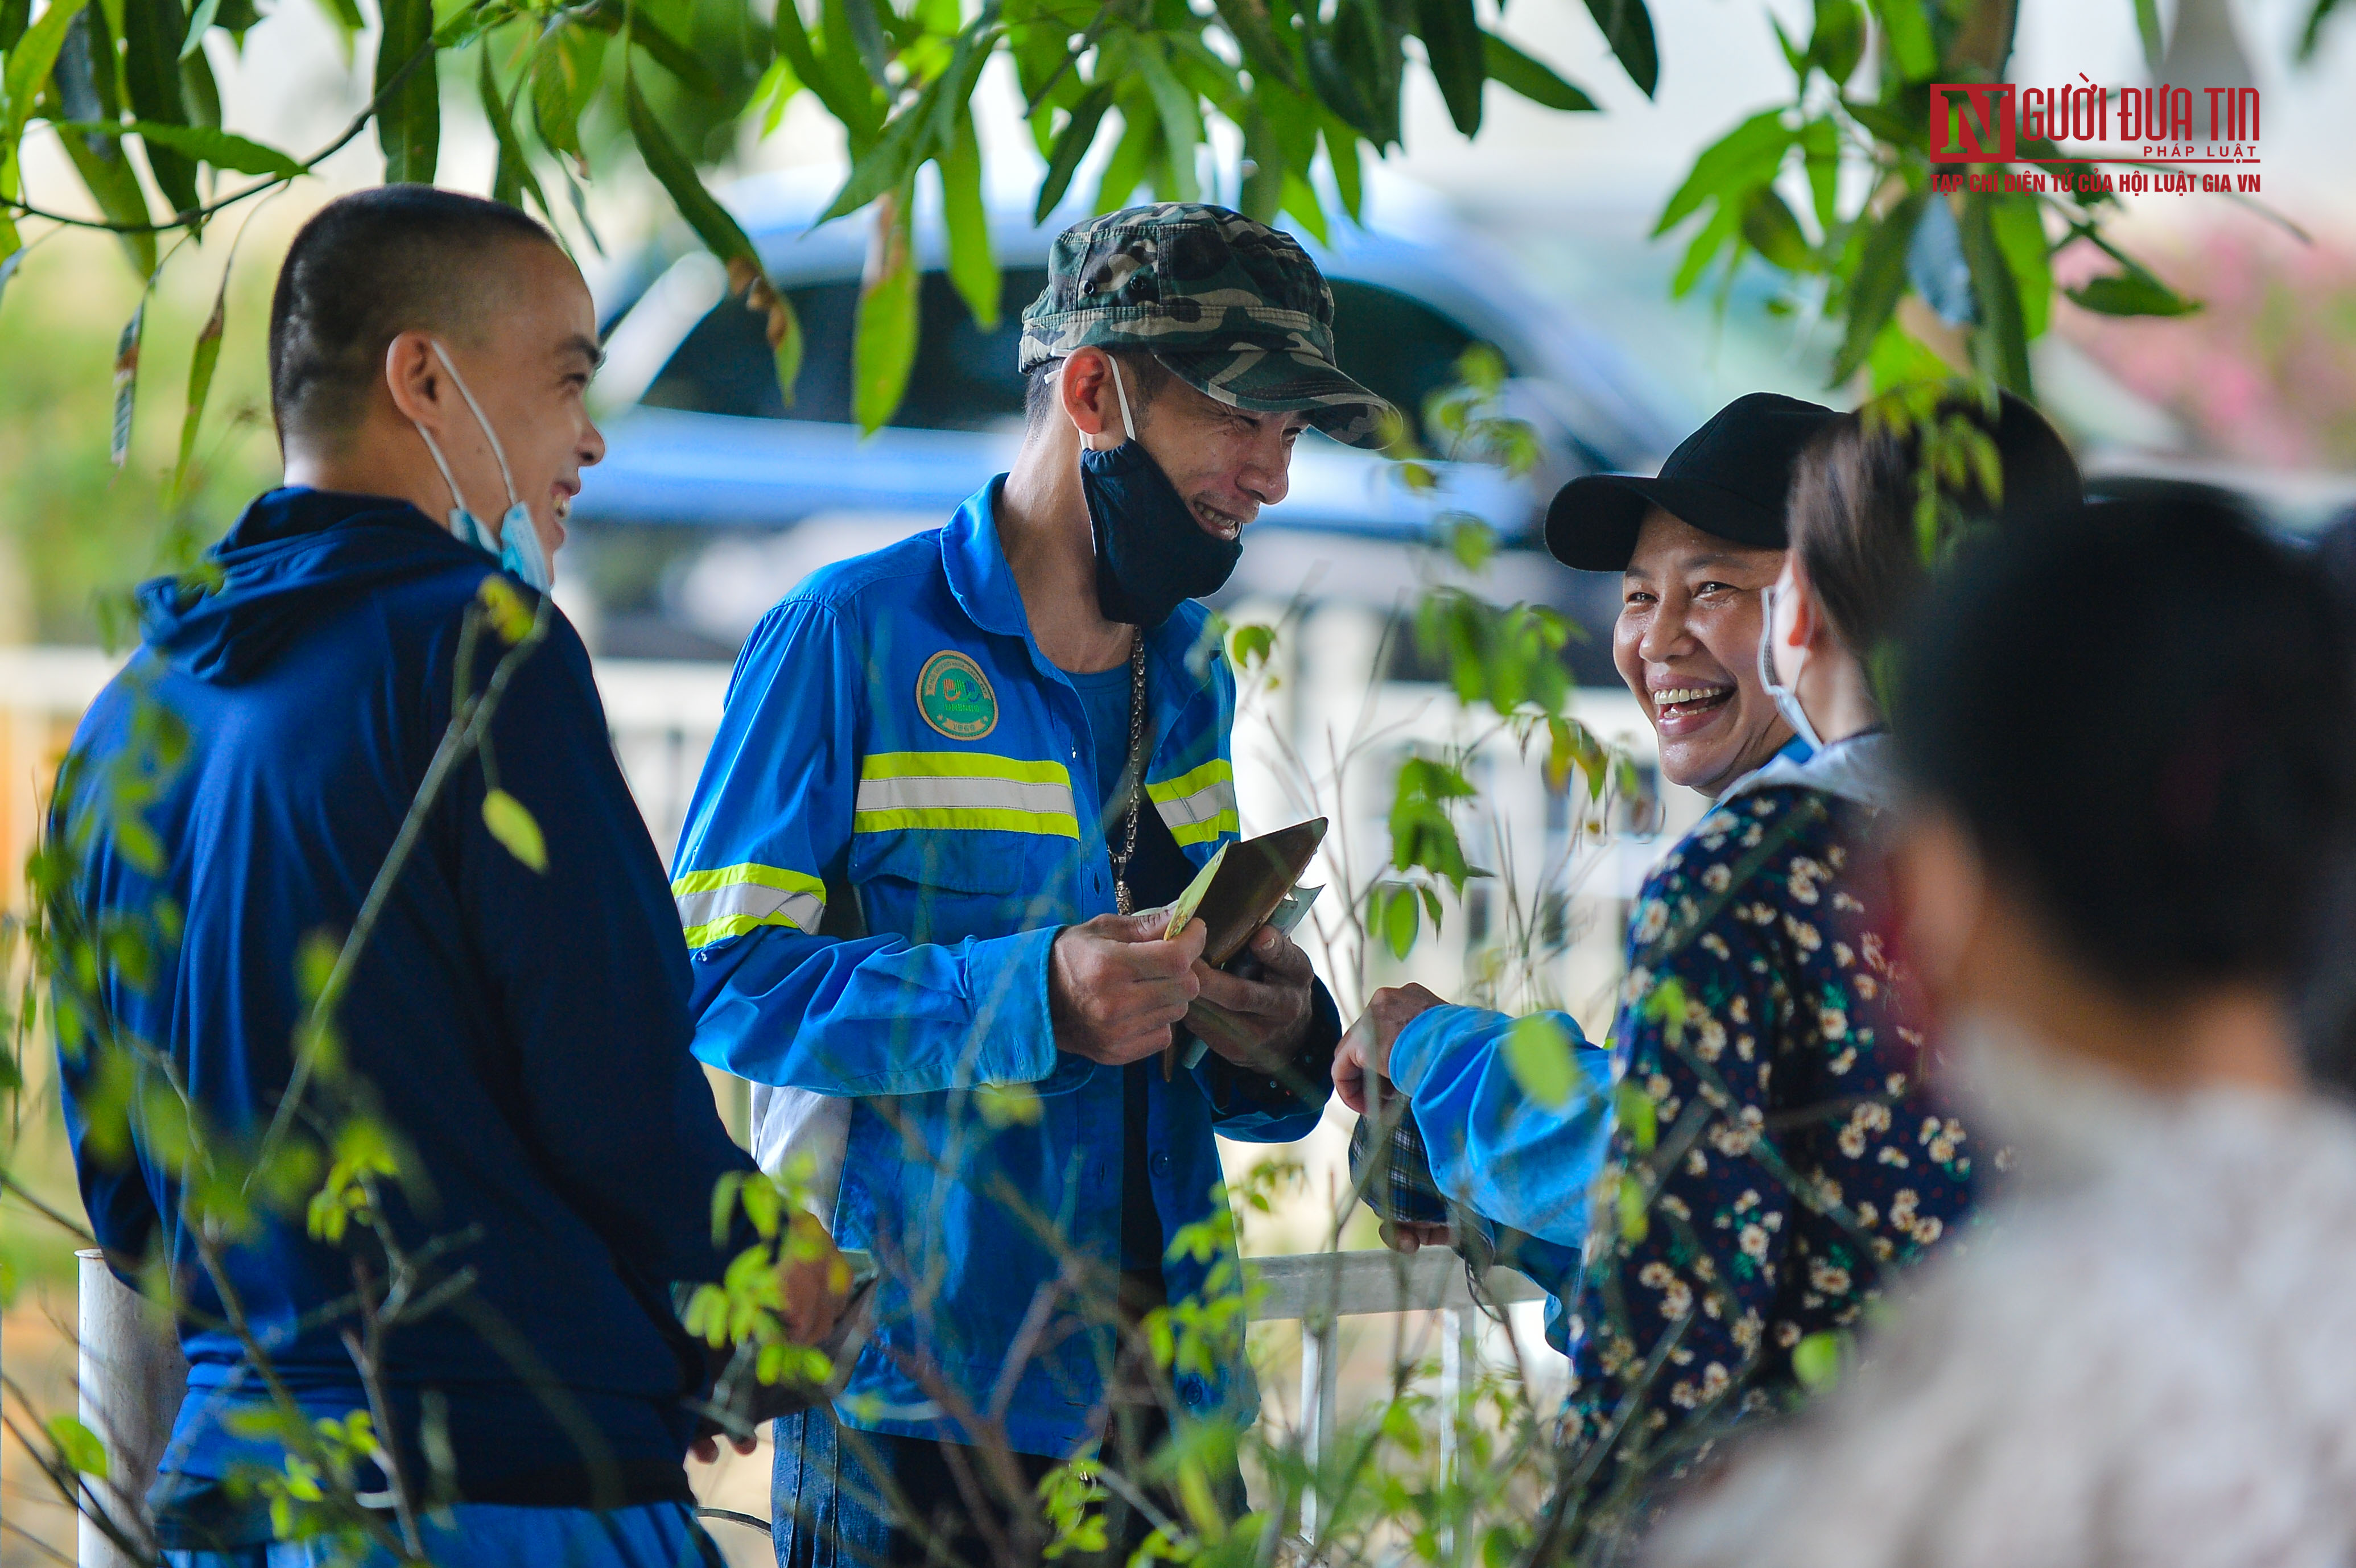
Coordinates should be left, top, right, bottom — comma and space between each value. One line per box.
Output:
861, 751, 1071, 786
1147, 758, 1237, 844
672, 864, 826, 945
1145, 758, 1233, 805
681, 911, 806, 948
855, 753, 1078, 833
1167, 811, 1240, 847
852, 806, 1080, 838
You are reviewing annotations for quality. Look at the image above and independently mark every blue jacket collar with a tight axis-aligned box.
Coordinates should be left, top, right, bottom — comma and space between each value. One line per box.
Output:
942, 476, 1216, 690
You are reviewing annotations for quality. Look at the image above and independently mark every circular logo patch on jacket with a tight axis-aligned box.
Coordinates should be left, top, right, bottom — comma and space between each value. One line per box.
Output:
917, 650, 998, 740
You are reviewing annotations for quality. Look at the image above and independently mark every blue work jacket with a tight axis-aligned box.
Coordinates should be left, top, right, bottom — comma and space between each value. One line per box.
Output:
672, 478, 1325, 1458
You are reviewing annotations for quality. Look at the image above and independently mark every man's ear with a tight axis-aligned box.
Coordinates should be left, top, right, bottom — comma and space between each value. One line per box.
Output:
383, 331, 445, 428
1059, 348, 1121, 446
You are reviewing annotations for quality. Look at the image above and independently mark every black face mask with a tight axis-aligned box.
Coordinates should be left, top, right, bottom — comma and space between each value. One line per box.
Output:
1078, 362, 1243, 629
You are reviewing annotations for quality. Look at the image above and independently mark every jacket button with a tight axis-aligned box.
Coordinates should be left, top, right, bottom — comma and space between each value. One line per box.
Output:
1150, 1152, 1171, 1175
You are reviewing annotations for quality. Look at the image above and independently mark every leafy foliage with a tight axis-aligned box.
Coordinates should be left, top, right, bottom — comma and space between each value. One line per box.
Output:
1654, 0, 2231, 399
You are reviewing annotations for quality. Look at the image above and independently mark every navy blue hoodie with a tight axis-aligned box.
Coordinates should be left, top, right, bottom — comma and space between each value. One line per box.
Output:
55, 489, 757, 1529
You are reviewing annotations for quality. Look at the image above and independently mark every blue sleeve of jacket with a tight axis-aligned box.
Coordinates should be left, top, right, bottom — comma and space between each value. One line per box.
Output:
455, 610, 756, 1286
1386, 1004, 1615, 1250
673, 600, 1060, 1096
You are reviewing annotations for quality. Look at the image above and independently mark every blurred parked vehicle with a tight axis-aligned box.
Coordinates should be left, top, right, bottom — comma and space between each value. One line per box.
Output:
567, 174, 1687, 665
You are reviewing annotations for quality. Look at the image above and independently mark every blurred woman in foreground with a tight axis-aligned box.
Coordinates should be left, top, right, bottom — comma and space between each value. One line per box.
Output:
1649, 497, 2356, 1567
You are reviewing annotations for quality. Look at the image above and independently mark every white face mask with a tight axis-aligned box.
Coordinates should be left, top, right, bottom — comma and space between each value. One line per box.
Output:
1757, 580, 1823, 754
409, 342, 554, 592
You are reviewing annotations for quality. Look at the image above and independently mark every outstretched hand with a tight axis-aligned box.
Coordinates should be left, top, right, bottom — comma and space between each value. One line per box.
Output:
1331, 983, 1446, 1115
688, 1211, 851, 1464
1051, 911, 1208, 1064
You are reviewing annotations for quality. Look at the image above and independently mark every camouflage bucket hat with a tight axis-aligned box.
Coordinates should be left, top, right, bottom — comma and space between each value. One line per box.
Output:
1018, 203, 1393, 448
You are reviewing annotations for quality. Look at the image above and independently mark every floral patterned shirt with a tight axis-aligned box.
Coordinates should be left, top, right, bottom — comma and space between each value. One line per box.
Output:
1561, 783, 1984, 1518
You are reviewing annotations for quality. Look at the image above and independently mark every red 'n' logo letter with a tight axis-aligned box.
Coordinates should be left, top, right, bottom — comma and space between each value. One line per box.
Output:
1929, 83, 2016, 163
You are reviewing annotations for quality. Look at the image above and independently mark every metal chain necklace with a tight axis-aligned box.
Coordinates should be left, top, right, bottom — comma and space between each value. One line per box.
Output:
1110, 630, 1148, 915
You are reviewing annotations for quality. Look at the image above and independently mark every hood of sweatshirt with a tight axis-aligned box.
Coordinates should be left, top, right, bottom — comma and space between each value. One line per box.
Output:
138, 488, 493, 685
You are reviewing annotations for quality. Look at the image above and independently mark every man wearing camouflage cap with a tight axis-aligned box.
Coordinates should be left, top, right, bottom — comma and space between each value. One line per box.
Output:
670, 204, 1386, 1565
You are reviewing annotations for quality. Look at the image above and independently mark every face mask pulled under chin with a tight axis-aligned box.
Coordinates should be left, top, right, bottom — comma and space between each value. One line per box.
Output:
1757, 583, 1824, 754
410, 342, 555, 593
1078, 360, 1242, 629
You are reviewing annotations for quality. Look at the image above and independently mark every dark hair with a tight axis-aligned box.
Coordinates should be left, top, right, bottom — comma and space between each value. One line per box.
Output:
1789, 390, 2082, 659
269, 186, 562, 444
1022, 349, 1172, 433
1896, 497, 2356, 996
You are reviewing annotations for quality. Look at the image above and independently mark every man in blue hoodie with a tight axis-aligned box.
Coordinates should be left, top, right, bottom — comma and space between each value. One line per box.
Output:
53, 186, 840, 1567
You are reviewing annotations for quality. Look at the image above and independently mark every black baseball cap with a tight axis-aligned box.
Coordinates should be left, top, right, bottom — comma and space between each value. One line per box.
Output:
1545, 392, 1839, 571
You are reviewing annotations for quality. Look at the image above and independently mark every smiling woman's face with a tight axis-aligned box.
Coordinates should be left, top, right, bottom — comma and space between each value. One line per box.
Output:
1614, 507, 1794, 797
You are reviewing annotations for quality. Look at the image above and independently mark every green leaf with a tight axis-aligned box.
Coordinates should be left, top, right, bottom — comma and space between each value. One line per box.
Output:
4, 0, 90, 147
1034, 82, 1112, 222
603, 5, 726, 101
851, 191, 917, 434
1092, 98, 1157, 213
1866, 0, 1934, 80
1792, 1330, 1843, 1389
0, 0, 28, 52
1228, 622, 1276, 669
111, 299, 143, 469
1134, 39, 1202, 196
1988, 192, 2050, 340
1654, 109, 1789, 237
1829, 187, 1925, 386
171, 263, 225, 497
1480, 32, 1595, 111
1502, 1013, 1575, 1106
1210, 0, 1297, 90
1380, 882, 1419, 958
373, 0, 438, 182
58, 119, 303, 178
482, 789, 547, 872
310, 0, 361, 57
816, 15, 995, 224
179, 39, 220, 127
1414, 0, 1483, 135
623, 72, 762, 283
179, 0, 217, 57
1613, 1080, 1657, 1152
530, 24, 606, 167
1740, 185, 1811, 273
2132, 0, 2163, 74
1582, 0, 1656, 97
1810, 0, 1863, 84
1615, 1171, 1648, 1243
1798, 114, 1839, 232
836, 0, 889, 86
2300, 0, 2347, 60
1955, 190, 2031, 398
47, 1413, 107, 1475
1325, 118, 1363, 222
939, 102, 996, 328
2066, 269, 2199, 318
477, 51, 547, 216
119, 0, 199, 216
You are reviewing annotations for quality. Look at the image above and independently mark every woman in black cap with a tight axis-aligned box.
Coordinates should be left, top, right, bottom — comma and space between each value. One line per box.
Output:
1335, 388, 2081, 1541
